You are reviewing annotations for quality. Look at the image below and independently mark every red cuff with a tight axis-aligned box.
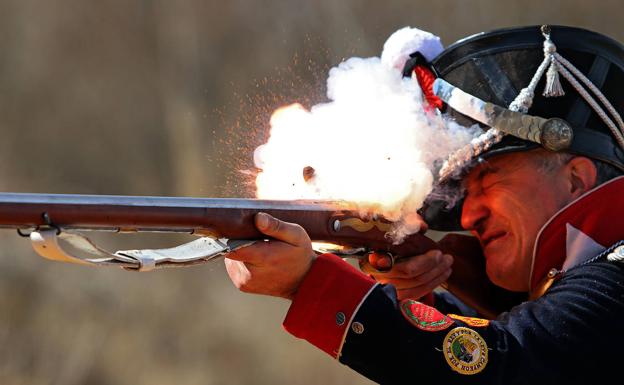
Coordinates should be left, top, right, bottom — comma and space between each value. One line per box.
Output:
283, 253, 376, 358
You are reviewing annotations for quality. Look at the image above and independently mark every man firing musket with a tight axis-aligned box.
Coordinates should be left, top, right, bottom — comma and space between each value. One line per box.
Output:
223, 25, 624, 384
1, 23, 623, 384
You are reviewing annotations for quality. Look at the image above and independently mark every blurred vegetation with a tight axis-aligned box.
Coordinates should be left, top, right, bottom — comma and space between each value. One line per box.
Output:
0, 1, 622, 384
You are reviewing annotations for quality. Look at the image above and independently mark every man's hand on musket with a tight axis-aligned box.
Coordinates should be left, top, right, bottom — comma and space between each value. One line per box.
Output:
224, 212, 316, 300
225, 212, 452, 301
366, 250, 453, 301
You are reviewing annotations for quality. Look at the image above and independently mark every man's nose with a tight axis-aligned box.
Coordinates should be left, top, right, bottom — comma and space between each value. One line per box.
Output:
461, 194, 490, 231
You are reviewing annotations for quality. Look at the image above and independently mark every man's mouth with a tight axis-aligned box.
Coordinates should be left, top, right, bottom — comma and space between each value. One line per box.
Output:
481, 231, 508, 248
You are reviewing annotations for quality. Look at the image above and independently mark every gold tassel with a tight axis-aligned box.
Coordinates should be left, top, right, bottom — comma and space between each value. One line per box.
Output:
543, 59, 565, 97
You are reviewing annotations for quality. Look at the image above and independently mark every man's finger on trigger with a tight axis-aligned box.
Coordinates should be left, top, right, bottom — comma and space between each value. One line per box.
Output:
255, 212, 310, 246
412, 253, 453, 278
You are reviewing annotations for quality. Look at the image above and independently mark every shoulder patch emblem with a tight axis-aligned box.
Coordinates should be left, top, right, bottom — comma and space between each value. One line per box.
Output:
448, 314, 490, 328
400, 299, 454, 332
443, 327, 488, 375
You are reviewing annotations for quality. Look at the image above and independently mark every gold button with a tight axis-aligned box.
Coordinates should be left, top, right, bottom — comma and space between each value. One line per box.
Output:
351, 322, 365, 334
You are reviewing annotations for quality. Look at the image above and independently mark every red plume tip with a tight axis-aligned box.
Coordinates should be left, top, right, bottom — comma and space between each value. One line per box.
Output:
413, 65, 443, 111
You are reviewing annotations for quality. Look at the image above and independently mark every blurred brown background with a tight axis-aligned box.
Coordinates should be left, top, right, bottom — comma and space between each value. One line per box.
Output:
0, 1, 621, 384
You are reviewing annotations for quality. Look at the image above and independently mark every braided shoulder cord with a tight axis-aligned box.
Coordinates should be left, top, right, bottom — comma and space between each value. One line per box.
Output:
438, 25, 624, 182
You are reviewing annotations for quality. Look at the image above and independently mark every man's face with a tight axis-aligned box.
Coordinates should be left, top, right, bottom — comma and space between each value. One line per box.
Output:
460, 150, 572, 292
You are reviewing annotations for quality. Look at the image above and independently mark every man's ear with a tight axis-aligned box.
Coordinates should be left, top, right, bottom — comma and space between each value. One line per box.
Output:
565, 156, 598, 198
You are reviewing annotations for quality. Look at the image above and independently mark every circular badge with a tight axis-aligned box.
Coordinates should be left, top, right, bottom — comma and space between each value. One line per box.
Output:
442, 327, 488, 375
400, 299, 454, 332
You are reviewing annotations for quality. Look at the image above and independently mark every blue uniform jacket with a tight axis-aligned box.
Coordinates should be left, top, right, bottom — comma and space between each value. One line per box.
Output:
283, 177, 624, 384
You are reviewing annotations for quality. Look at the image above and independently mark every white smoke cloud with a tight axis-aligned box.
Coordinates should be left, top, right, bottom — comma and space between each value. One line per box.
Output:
254, 28, 481, 243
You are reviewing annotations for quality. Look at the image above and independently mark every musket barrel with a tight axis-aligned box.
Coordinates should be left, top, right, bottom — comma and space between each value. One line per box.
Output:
0, 192, 440, 256
0, 193, 360, 240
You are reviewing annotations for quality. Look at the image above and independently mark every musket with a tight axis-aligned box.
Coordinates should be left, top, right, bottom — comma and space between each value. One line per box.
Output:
0, 192, 524, 318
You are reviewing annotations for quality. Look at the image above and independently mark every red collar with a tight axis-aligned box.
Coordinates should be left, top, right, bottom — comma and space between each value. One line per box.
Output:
530, 176, 624, 291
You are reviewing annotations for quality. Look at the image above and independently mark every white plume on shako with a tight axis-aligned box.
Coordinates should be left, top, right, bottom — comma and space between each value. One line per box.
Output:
254, 27, 481, 242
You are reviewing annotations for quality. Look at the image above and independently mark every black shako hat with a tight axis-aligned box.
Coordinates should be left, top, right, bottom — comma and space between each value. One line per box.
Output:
414, 25, 624, 230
